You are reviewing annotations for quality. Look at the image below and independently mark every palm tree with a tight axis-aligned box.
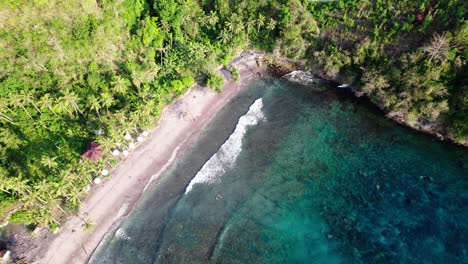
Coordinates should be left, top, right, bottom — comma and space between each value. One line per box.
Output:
59, 174, 83, 209
266, 18, 276, 33
41, 156, 58, 169
233, 23, 244, 36
89, 95, 102, 121
100, 92, 114, 113
37, 209, 60, 226
21, 91, 41, 115
73, 162, 95, 185
0, 128, 21, 149
424, 33, 450, 63
155, 46, 167, 65
99, 136, 115, 154
131, 70, 145, 90
57, 96, 74, 117
218, 30, 230, 44
10, 94, 32, 119
143, 62, 160, 83
3, 174, 49, 212
257, 14, 265, 33
207, 11, 219, 28
35, 180, 67, 214
0, 99, 14, 124
112, 76, 129, 95
66, 184, 82, 209
198, 15, 208, 28
62, 90, 82, 116
0, 169, 13, 194
113, 110, 128, 126
246, 17, 256, 36
39, 94, 57, 116
225, 20, 235, 33
123, 111, 139, 134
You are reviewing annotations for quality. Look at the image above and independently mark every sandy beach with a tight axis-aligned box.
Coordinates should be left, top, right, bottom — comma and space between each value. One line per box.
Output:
23, 52, 264, 264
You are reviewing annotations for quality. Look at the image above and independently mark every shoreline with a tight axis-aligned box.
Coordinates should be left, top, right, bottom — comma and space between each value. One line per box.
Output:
23, 52, 264, 264
264, 56, 468, 148
15, 50, 463, 264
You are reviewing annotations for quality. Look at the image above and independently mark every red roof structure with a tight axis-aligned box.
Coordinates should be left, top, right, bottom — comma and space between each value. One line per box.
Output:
81, 142, 103, 162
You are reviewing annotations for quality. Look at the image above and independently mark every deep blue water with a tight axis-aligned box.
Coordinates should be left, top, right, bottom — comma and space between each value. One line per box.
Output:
90, 76, 467, 264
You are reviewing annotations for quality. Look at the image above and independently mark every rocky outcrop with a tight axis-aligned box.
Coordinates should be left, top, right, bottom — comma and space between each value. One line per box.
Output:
264, 56, 303, 76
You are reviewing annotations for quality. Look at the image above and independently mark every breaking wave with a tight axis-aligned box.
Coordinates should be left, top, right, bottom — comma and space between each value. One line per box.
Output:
115, 228, 131, 241
282, 70, 321, 86
185, 98, 265, 194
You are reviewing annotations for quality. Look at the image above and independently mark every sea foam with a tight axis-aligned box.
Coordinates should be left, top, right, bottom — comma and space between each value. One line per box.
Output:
282, 70, 320, 86
115, 228, 131, 241
185, 98, 265, 194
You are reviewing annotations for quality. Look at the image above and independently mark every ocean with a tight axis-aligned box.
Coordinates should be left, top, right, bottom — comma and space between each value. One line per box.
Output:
90, 75, 467, 263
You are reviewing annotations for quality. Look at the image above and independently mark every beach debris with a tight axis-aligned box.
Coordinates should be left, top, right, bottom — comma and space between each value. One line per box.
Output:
94, 177, 102, 185
337, 84, 350, 89
142, 131, 149, 137
81, 142, 103, 162
84, 185, 91, 192
1, 250, 11, 262
112, 149, 120, 156
137, 136, 144, 143
33, 227, 42, 235
101, 169, 109, 176
124, 133, 132, 140
53, 227, 60, 234
128, 143, 135, 149
122, 150, 129, 156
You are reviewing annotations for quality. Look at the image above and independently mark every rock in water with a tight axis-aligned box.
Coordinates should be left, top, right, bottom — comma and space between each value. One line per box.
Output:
283, 70, 320, 86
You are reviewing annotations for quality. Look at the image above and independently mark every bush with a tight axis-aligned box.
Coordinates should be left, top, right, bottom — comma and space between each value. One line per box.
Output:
181, 76, 194, 86
10, 210, 34, 224
207, 73, 224, 92
170, 80, 184, 93
230, 67, 239, 81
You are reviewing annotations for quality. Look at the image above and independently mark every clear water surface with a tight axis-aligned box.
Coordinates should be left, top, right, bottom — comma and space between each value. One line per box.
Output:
90, 76, 467, 264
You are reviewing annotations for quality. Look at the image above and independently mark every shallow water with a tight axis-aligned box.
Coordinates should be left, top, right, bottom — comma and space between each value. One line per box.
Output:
90, 76, 467, 264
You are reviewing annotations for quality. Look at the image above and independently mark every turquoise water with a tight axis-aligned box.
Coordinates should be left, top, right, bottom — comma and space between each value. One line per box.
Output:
90, 77, 467, 264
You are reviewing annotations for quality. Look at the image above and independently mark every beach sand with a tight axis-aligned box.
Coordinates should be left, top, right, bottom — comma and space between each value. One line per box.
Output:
25, 52, 263, 264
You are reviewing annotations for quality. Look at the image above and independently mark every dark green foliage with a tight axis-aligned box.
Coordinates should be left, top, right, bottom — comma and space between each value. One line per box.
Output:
207, 74, 225, 92
230, 67, 239, 82
10, 210, 34, 224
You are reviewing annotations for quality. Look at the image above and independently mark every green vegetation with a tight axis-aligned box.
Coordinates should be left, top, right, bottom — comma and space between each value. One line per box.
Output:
207, 73, 225, 91
230, 67, 240, 82
301, 0, 467, 141
0, 0, 466, 227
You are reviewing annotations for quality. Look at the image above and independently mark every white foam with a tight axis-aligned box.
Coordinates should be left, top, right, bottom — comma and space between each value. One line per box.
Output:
185, 98, 265, 194
283, 70, 320, 86
115, 228, 131, 241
